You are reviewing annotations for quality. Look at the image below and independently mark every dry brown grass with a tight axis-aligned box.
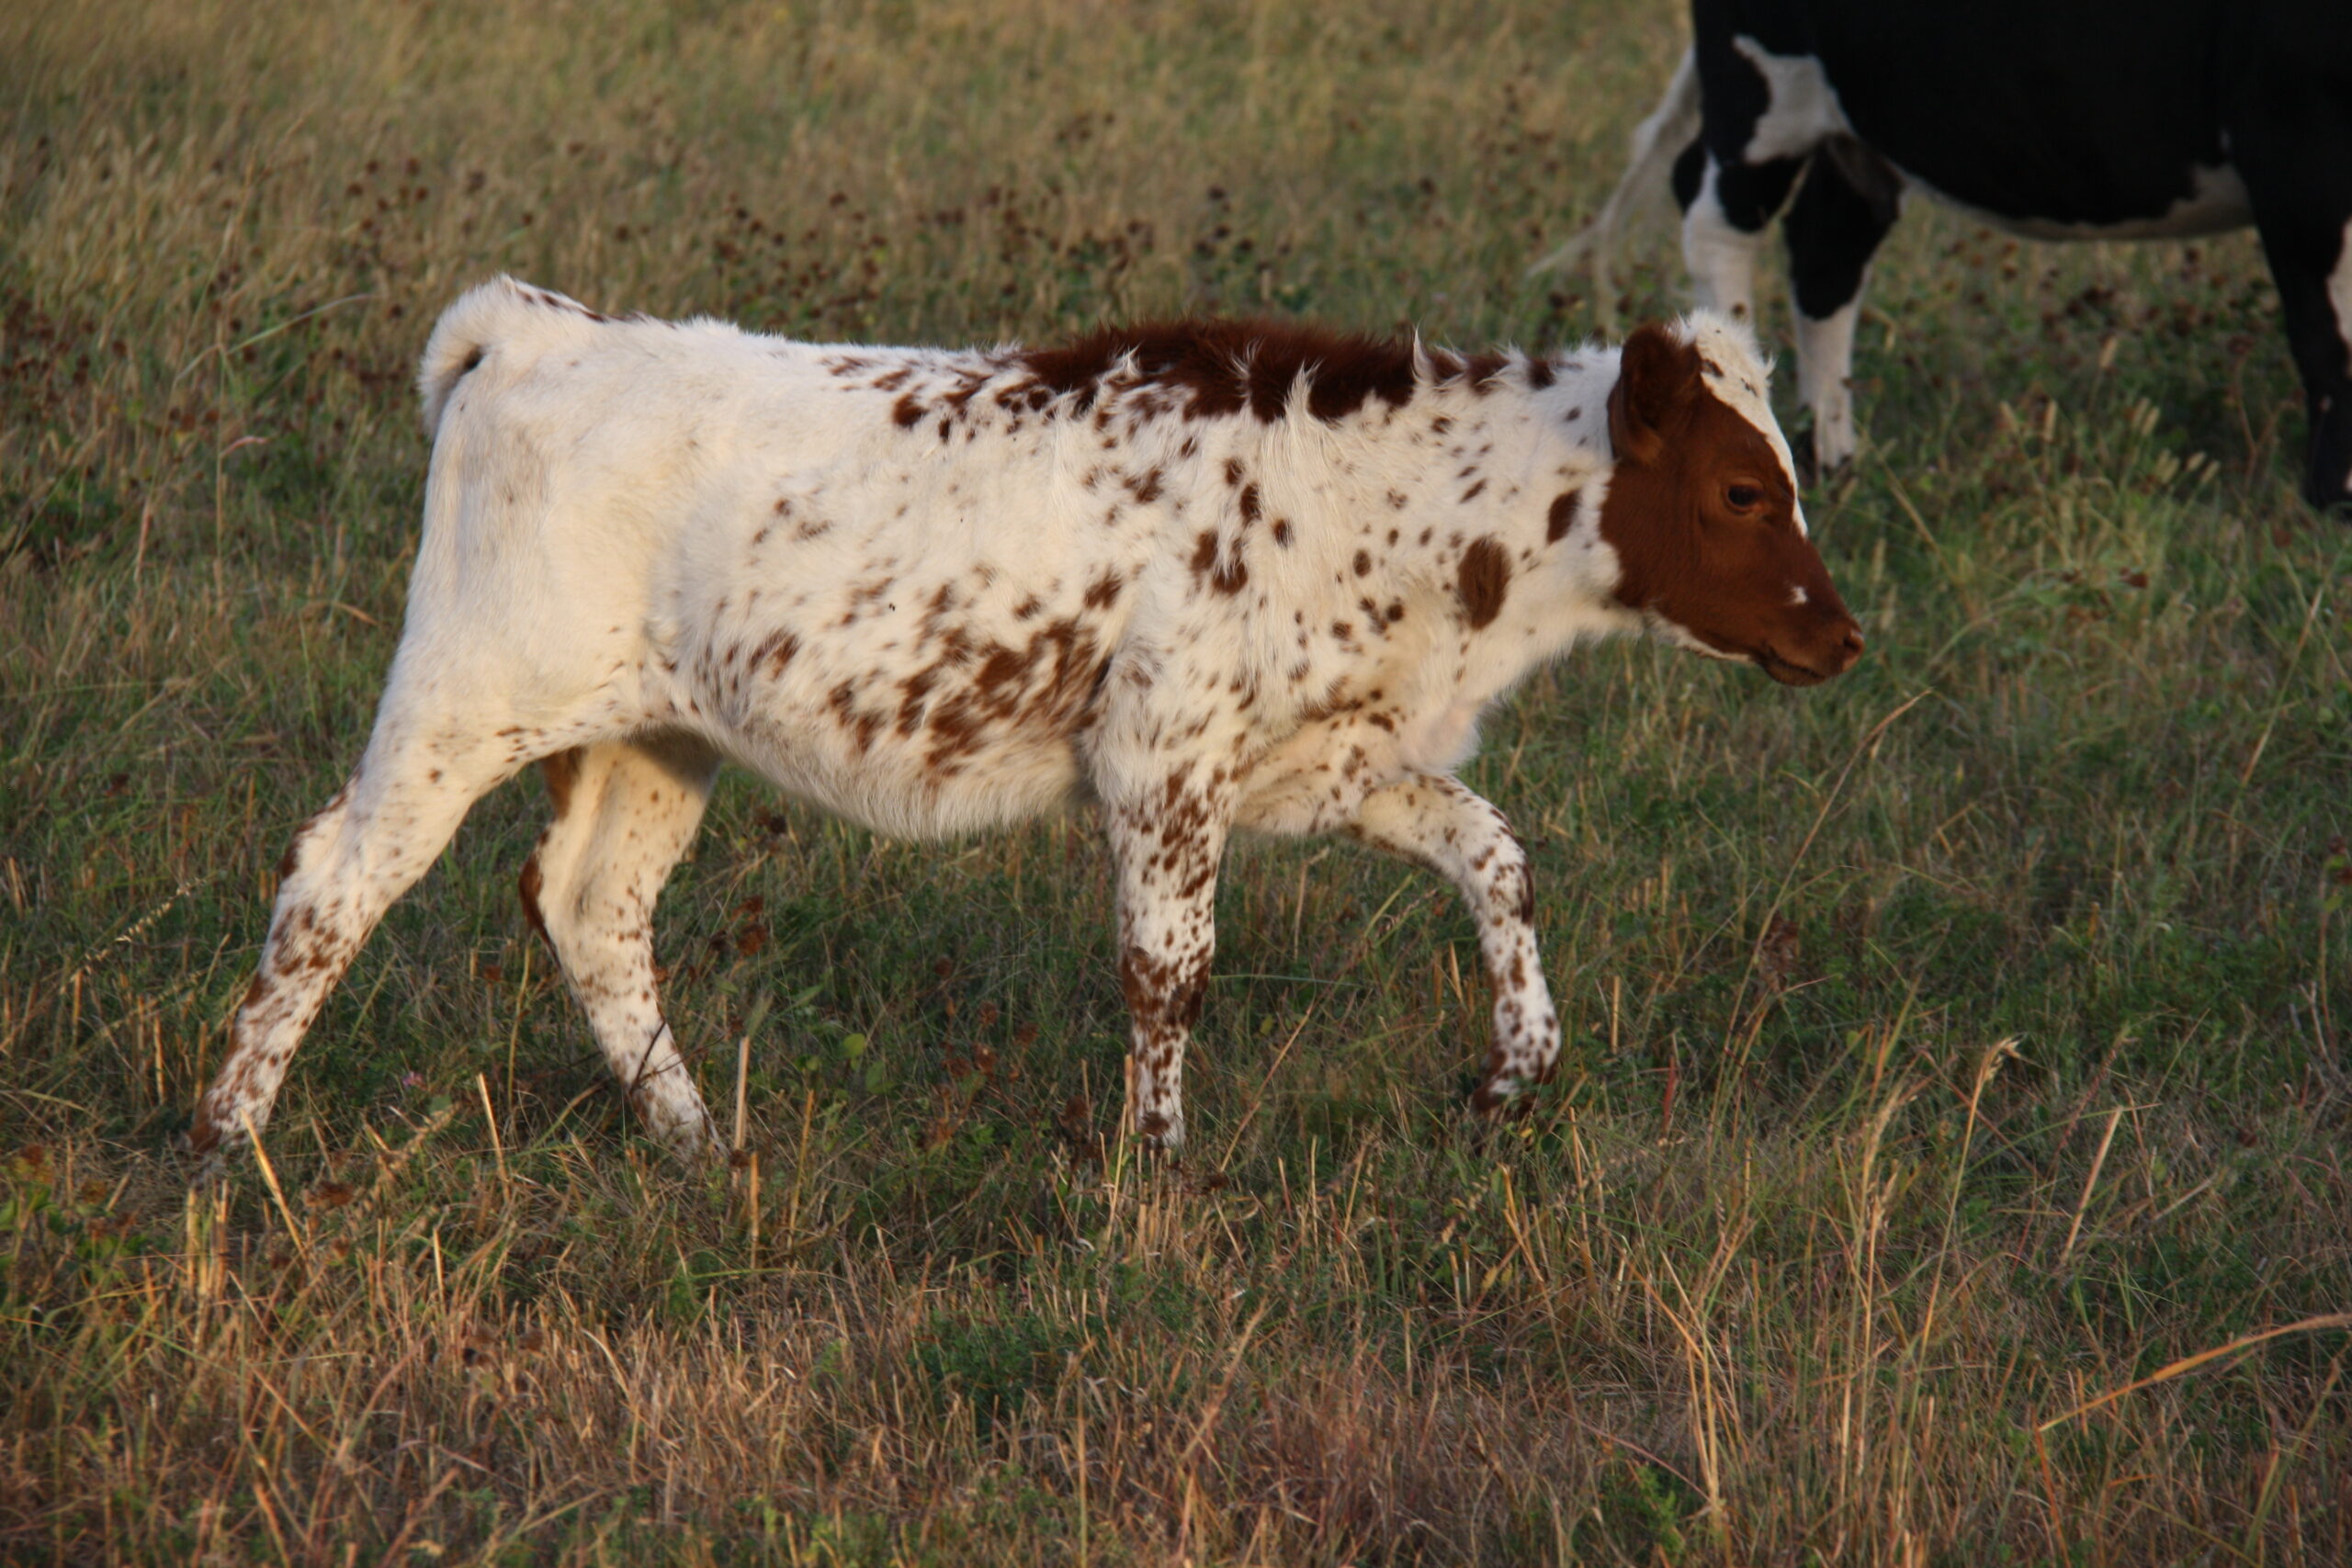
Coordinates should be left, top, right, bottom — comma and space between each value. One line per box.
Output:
6, 1079, 2346, 1562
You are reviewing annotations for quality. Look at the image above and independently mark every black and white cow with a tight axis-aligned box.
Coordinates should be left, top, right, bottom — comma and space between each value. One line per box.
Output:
1536, 0, 2352, 510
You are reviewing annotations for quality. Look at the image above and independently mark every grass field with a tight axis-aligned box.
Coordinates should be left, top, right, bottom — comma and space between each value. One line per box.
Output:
5, 0, 2350, 1561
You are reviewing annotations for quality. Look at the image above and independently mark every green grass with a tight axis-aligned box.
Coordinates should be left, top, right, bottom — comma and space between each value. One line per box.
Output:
4, 0, 2349, 1562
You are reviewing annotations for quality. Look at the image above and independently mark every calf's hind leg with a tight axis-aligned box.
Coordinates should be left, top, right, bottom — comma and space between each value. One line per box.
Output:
519, 734, 723, 1159
191, 719, 519, 1165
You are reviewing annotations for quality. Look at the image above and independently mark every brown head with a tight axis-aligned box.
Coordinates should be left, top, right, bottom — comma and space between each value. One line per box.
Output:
1598, 317, 1864, 686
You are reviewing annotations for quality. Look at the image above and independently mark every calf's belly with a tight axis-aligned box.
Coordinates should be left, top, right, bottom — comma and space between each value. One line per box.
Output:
674, 674, 1096, 840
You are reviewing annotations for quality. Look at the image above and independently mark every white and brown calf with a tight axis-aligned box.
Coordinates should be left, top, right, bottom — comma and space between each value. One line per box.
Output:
188, 276, 1863, 1167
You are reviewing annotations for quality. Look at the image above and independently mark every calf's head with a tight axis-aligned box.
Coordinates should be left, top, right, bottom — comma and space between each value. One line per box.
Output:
1600, 317, 1864, 686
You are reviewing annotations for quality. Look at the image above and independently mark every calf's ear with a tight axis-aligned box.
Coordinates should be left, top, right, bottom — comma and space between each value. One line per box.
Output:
1608, 321, 1702, 467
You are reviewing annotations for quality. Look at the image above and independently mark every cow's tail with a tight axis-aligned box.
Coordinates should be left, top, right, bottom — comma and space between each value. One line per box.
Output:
1527, 47, 1701, 306
416, 276, 604, 434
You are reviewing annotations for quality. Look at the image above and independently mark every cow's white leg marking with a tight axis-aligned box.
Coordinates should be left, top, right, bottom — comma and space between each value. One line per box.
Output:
1345, 773, 1560, 1113
1684, 161, 1765, 321
1794, 298, 1863, 472
521, 735, 721, 1159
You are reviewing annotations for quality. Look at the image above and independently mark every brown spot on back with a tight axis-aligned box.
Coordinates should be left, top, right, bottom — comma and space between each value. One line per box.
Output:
1015, 318, 1419, 423
1456, 351, 1509, 391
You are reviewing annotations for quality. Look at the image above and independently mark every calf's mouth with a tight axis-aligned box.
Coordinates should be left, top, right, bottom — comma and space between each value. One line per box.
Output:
1752, 631, 1862, 686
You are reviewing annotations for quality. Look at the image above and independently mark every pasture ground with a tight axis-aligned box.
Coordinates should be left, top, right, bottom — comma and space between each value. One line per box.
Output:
4, 0, 2349, 1562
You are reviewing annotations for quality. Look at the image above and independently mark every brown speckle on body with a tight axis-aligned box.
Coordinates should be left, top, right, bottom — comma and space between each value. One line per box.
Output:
1457, 536, 1510, 629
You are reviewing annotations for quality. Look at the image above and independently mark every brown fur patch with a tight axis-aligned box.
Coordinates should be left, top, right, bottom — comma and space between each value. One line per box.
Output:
1016, 319, 1419, 424
751, 630, 800, 676
1546, 490, 1582, 543
539, 748, 582, 819
1190, 531, 1249, 594
1456, 536, 1511, 629
518, 853, 549, 942
1459, 351, 1509, 391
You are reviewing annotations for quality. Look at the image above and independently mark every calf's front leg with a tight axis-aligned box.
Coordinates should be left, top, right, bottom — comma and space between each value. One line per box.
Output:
1346, 773, 1561, 1112
1102, 769, 1235, 1152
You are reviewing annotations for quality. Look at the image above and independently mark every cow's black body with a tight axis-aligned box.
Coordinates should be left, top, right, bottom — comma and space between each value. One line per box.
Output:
1555, 1, 2352, 508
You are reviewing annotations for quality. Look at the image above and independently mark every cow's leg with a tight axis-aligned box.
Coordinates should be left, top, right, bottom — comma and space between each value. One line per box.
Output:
1343, 773, 1559, 1114
190, 714, 528, 1165
2247, 214, 2352, 511
2237, 179, 2352, 510
1781, 141, 1904, 478
1100, 762, 1236, 1153
519, 734, 722, 1159
1680, 151, 1803, 323
2224, 16, 2352, 512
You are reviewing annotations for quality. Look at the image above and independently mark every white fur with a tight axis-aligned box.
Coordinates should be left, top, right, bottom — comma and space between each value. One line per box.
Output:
1730, 37, 1855, 164
1793, 298, 1862, 475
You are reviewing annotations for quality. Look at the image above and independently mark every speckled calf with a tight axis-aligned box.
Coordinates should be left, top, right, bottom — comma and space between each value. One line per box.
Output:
188, 276, 1864, 1167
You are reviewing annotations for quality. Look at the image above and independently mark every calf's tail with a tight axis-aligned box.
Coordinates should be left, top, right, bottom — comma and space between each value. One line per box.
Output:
416, 275, 605, 434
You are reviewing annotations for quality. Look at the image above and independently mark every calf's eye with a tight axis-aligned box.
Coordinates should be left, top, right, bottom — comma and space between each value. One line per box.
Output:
1724, 483, 1763, 512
